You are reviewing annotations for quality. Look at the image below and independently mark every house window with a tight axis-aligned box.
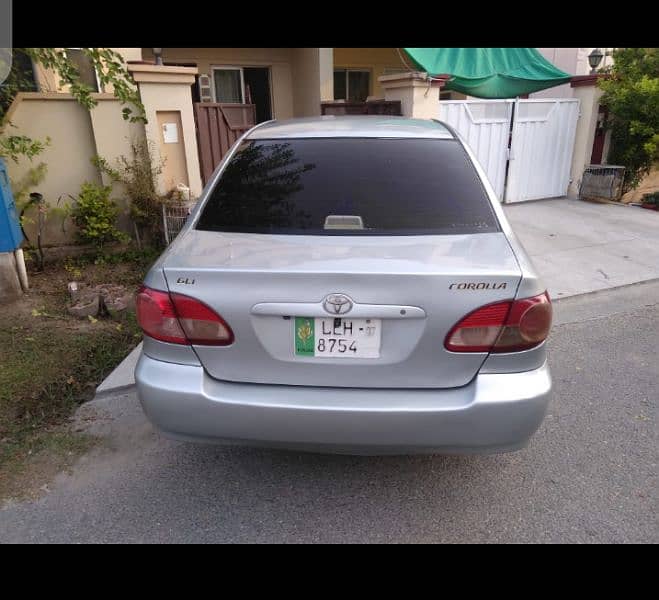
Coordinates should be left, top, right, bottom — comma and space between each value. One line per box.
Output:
212, 67, 244, 103
0, 51, 39, 114
66, 48, 100, 92
333, 69, 370, 102
211, 66, 273, 123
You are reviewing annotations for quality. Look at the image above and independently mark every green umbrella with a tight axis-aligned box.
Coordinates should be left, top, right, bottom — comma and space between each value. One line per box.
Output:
403, 48, 572, 99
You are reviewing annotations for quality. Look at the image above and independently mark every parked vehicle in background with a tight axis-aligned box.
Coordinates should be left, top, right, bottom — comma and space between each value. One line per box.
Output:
135, 116, 552, 455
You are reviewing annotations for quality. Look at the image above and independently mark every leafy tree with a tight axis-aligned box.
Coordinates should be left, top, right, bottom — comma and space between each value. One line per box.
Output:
598, 48, 659, 191
93, 139, 165, 245
0, 48, 145, 123
1, 48, 146, 162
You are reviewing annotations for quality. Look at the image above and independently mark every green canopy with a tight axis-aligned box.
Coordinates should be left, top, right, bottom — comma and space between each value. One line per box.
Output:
403, 48, 572, 99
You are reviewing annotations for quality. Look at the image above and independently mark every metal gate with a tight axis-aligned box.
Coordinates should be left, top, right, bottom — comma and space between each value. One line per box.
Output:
439, 98, 580, 203
505, 99, 580, 203
438, 100, 513, 200
194, 102, 256, 185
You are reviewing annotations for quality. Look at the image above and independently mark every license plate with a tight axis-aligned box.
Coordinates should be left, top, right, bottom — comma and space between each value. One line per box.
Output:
294, 317, 381, 358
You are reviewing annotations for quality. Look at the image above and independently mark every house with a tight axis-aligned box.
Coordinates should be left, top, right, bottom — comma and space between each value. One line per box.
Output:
3, 47, 613, 245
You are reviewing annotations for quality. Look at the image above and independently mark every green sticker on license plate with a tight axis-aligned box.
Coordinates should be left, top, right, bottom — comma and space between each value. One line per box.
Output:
295, 317, 315, 356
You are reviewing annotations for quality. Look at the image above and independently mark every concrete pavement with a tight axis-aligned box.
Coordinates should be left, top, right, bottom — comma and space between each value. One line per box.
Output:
2, 281, 656, 543
503, 198, 659, 298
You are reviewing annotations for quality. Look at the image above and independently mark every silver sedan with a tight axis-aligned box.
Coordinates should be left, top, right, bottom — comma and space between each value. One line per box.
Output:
135, 116, 552, 455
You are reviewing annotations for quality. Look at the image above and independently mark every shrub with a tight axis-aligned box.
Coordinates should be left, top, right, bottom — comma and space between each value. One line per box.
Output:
70, 183, 127, 249
599, 48, 659, 192
93, 139, 166, 246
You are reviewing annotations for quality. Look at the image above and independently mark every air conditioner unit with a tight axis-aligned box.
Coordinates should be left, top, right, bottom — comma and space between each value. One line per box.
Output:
579, 165, 626, 202
198, 74, 213, 103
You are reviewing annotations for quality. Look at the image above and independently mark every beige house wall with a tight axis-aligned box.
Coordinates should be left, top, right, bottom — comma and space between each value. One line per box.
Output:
319, 48, 334, 102
333, 48, 408, 99
112, 48, 143, 63
568, 84, 604, 197
31, 47, 411, 119
33, 61, 62, 93
3, 93, 144, 245
4, 94, 102, 245
32, 48, 142, 95
380, 72, 444, 120
141, 48, 296, 120
291, 48, 323, 117
88, 97, 147, 233
131, 66, 203, 198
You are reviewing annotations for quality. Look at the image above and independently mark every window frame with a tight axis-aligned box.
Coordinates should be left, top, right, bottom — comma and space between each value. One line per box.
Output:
211, 65, 246, 104
64, 48, 102, 93
333, 68, 371, 102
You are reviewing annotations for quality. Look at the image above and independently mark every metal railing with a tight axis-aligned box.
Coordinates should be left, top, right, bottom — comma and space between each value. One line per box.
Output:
579, 165, 626, 202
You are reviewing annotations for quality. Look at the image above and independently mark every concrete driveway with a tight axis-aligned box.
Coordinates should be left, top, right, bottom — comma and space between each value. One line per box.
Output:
503, 198, 659, 298
0, 282, 656, 543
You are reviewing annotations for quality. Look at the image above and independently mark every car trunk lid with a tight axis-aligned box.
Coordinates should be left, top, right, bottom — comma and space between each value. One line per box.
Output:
161, 229, 521, 388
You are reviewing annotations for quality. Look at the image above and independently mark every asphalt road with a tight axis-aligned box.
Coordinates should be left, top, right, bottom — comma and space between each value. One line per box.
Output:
1, 282, 657, 543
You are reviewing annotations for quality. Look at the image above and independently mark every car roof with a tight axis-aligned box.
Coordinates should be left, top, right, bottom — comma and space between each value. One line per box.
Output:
246, 115, 455, 140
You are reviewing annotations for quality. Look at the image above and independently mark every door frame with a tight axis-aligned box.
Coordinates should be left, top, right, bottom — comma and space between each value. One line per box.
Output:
210, 64, 274, 118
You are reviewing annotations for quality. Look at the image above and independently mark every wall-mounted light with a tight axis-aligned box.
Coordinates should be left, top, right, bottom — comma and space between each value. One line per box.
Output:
588, 48, 604, 74
153, 48, 163, 66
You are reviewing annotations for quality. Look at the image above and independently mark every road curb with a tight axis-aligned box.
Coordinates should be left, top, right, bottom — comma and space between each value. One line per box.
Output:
95, 343, 141, 398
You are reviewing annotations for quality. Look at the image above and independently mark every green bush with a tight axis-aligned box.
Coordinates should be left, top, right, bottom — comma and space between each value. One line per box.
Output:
70, 183, 127, 249
93, 140, 166, 247
599, 48, 659, 192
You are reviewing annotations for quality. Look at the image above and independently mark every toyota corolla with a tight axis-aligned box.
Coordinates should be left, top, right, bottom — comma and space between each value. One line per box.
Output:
134, 116, 552, 455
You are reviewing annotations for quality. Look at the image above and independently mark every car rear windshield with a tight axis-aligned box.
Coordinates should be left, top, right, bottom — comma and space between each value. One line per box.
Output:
196, 138, 499, 235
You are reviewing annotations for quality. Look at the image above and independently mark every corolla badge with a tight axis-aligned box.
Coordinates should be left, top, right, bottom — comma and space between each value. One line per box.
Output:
449, 282, 508, 290
323, 293, 353, 315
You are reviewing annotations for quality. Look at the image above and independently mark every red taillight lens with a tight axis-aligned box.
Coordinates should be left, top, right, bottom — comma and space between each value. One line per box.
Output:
444, 301, 511, 352
445, 292, 552, 353
169, 292, 234, 346
136, 286, 187, 344
135, 286, 234, 346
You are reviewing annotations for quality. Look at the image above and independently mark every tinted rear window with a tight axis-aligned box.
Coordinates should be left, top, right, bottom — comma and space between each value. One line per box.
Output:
196, 138, 499, 235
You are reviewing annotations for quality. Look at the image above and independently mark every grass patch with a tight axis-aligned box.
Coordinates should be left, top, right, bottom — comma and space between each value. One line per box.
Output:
0, 247, 155, 500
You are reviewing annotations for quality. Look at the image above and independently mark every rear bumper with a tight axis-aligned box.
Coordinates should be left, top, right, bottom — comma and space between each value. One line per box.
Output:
135, 353, 551, 455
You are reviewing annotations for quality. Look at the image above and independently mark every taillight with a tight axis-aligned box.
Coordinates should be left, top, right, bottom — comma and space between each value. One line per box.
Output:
136, 286, 187, 345
170, 292, 234, 346
136, 286, 234, 346
445, 292, 552, 353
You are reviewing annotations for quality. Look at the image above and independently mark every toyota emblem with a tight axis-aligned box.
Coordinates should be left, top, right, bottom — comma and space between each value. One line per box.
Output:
323, 294, 353, 315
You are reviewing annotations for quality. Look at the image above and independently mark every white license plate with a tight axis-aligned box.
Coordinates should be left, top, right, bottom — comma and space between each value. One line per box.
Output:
294, 317, 381, 358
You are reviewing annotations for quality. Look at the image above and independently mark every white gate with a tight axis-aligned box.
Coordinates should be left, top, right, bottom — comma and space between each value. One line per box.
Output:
439, 98, 580, 203
439, 100, 513, 200
505, 99, 580, 203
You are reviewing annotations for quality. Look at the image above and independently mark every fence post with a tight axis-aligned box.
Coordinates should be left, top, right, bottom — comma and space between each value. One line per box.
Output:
378, 72, 448, 119
127, 63, 203, 199
568, 75, 606, 198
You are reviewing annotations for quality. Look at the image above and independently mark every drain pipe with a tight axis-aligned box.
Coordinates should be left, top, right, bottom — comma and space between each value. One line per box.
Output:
14, 248, 29, 291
